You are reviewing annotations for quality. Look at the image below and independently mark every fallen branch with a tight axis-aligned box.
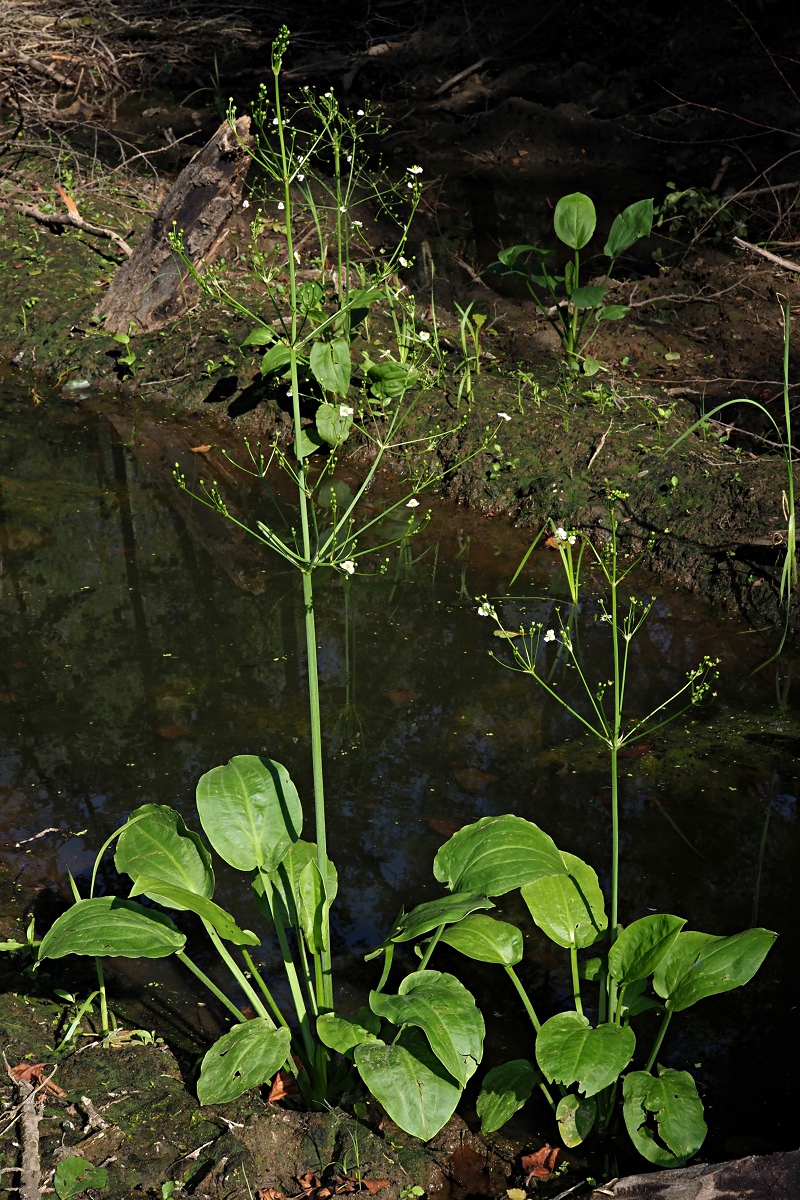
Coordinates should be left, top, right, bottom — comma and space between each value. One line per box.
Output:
0, 197, 132, 256
4, 1058, 44, 1200
733, 235, 800, 273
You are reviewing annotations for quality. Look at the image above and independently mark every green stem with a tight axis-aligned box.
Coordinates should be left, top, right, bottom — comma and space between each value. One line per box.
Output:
504, 964, 542, 1033
645, 1010, 672, 1073
95, 957, 109, 1036
416, 925, 444, 972
569, 944, 583, 1017
176, 951, 248, 1023
241, 949, 291, 1030
202, 921, 273, 1025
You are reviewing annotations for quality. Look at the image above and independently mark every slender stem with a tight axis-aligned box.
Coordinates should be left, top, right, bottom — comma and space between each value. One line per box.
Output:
202, 921, 273, 1025
374, 942, 395, 994
266, 891, 318, 1063
645, 1010, 673, 1073
95, 958, 109, 1036
569, 944, 583, 1017
416, 925, 444, 972
176, 951, 248, 1023
504, 965, 542, 1033
241, 949, 291, 1030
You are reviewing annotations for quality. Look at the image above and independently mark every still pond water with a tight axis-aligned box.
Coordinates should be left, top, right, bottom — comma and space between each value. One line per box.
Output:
0, 370, 797, 1159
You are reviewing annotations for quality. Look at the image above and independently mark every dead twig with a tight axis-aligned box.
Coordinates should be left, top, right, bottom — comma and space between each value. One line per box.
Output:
733, 235, 800, 273
0, 197, 132, 256
3, 1056, 44, 1200
587, 420, 613, 470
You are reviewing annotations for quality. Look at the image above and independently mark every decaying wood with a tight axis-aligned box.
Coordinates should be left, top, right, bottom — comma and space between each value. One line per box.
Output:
4, 1058, 44, 1200
598, 1149, 800, 1200
93, 115, 253, 335
733, 234, 800, 273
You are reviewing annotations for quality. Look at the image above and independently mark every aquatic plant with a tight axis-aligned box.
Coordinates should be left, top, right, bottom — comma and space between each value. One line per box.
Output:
486, 191, 653, 377
404, 503, 776, 1166
34, 27, 500, 1139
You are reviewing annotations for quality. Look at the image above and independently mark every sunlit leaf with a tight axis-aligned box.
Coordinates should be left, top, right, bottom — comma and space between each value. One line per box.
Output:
115, 804, 214, 907
316, 400, 353, 448
128, 876, 259, 946
197, 1020, 291, 1106
196, 755, 302, 872
38, 897, 185, 961
260, 342, 292, 377
317, 1009, 380, 1054
310, 338, 352, 398
355, 1028, 461, 1141
433, 814, 567, 896
557, 1093, 597, 1147
653, 927, 777, 1012
604, 198, 654, 259
438, 914, 523, 965
609, 914, 686, 986
476, 1059, 540, 1134
54, 1157, 108, 1200
536, 1012, 635, 1097
389, 893, 494, 943
554, 193, 596, 250
521, 851, 606, 949
623, 1067, 707, 1166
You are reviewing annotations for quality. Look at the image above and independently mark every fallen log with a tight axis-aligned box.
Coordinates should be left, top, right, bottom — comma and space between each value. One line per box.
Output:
94, 115, 253, 335
596, 1148, 800, 1200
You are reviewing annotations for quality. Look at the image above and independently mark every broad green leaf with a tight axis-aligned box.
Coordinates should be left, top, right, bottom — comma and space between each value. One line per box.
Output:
369, 970, 484, 1086
582, 355, 603, 376
604, 198, 654, 259
653, 927, 776, 1013
355, 1028, 461, 1141
491, 244, 546, 270
521, 851, 606, 950
476, 1059, 540, 1134
570, 285, 606, 309
310, 338, 351, 397
342, 286, 383, 331
297, 859, 328, 952
433, 814, 567, 896
609, 914, 686, 986
623, 1068, 707, 1166
315, 401, 353, 448
579, 957, 603, 982
554, 193, 596, 249
196, 755, 302, 872
439, 914, 523, 966
363, 356, 419, 401
197, 1020, 291, 1106
54, 1157, 108, 1200
115, 804, 214, 907
260, 342, 292, 377
317, 1009, 380, 1054
297, 428, 325, 458
389, 893, 494, 943
557, 1093, 597, 1148
620, 977, 662, 1018
241, 326, 275, 347
536, 1012, 635, 1098
254, 841, 338, 934
128, 876, 259, 947
38, 897, 185, 960
597, 304, 629, 320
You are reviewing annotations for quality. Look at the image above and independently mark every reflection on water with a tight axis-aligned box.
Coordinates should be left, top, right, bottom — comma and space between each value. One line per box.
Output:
1, 370, 798, 1157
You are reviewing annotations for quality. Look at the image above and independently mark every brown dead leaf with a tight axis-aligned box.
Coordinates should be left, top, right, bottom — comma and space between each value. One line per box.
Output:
521, 1144, 559, 1179
363, 1181, 389, 1195
9, 1062, 67, 1098
427, 816, 465, 838
268, 1068, 301, 1102
190, 444, 213, 454
450, 1145, 490, 1196
154, 723, 189, 740
256, 1190, 285, 1200
544, 535, 560, 549
55, 183, 80, 217
454, 768, 499, 791
0, 692, 21, 704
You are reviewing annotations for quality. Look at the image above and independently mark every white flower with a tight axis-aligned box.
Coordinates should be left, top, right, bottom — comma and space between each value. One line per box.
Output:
399, 256, 409, 267
544, 629, 556, 642
242, 198, 250, 208
277, 201, 285, 210
341, 560, 355, 574
357, 108, 365, 116
323, 91, 332, 98
406, 498, 419, 507
298, 156, 305, 164
418, 330, 430, 341
568, 535, 576, 545
477, 602, 492, 617
339, 404, 353, 417
555, 526, 567, 541
297, 173, 305, 182
272, 117, 279, 125
497, 411, 511, 421
294, 250, 301, 264
352, 220, 363, 227
340, 205, 347, 212
346, 154, 352, 163
408, 165, 423, 174
407, 182, 413, 189
600, 613, 613, 623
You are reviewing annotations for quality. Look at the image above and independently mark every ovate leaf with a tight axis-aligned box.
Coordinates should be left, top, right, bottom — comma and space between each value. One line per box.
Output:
604, 198, 654, 259
623, 1068, 707, 1166
554, 193, 596, 250
310, 338, 351, 397
115, 804, 213, 906
196, 755, 302, 872
476, 1059, 540, 1134
653, 928, 777, 1013
536, 1011, 635, 1098
128, 877, 259, 946
597, 304, 629, 320
38, 897, 185, 960
197, 1020, 291, 1106
609, 914, 686, 986
433, 814, 567, 896
260, 342, 292, 377
363, 356, 419, 402
54, 1157, 108, 1200
570, 285, 606, 309
315, 401, 353, 448
521, 851, 606, 949
369, 970, 484, 1086
439, 914, 523, 965
355, 1028, 461, 1141
255, 841, 338, 934
389, 893, 494, 943
297, 859, 329, 952
557, 1093, 597, 1147
241, 326, 275, 348
317, 1009, 380, 1055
